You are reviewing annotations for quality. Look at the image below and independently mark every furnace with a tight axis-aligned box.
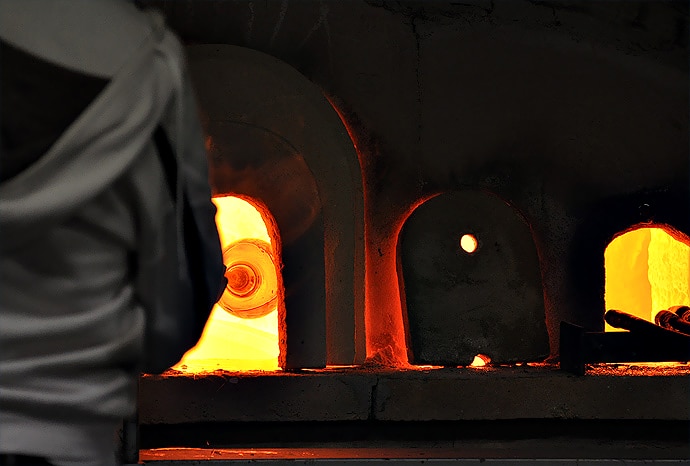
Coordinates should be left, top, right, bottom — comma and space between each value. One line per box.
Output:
133, 0, 689, 463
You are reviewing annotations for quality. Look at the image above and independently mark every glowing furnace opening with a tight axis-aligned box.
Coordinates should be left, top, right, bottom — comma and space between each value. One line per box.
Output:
604, 226, 690, 332
174, 196, 281, 373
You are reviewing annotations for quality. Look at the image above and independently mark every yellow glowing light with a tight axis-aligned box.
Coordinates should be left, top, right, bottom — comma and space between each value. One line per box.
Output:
648, 229, 690, 317
214, 196, 271, 245
173, 196, 280, 373
460, 234, 478, 254
604, 227, 690, 332
470, 354, 490, 367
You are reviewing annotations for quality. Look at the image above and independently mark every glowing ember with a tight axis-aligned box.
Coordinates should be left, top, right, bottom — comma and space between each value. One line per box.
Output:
460, 234, 478, 254
604, 226, 690, 332
173, 196, 280, 373
470, 354, 490, 367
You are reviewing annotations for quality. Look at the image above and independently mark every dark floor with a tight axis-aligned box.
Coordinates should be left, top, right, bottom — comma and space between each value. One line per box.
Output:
136, 365, 690, 464
137, 419, 690, 463
137, 448, 690, 465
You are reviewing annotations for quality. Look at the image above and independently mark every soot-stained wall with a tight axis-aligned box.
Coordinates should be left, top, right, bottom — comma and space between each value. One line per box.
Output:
143, 0, 689, 359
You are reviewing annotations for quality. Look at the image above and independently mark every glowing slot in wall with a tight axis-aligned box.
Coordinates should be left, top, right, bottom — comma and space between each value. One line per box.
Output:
604, 226, 690, 332
173, 196, 280, 373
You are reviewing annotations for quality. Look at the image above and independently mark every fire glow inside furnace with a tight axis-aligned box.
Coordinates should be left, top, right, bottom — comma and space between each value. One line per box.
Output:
135, 1, 690, 462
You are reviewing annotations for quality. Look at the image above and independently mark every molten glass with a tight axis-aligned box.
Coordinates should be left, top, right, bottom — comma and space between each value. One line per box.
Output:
605, 226, 690, 332
218, 239, 277, 319
173, 196, 280, 373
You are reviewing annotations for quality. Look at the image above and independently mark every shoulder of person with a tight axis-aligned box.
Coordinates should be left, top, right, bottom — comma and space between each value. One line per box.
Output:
0, 0, 162, 78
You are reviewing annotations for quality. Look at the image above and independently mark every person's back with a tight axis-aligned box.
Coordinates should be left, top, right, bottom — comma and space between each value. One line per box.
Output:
0, 1, 224, 464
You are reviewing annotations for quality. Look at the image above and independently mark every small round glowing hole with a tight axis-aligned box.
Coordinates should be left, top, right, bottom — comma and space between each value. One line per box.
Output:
460, 234, 478, 254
